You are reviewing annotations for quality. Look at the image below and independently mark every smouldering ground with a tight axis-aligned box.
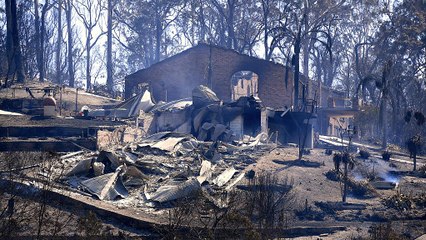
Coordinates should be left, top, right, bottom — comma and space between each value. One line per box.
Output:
248, 147, 426, 239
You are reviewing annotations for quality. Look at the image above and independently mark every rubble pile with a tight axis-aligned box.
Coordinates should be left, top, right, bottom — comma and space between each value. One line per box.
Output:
56, 85, 275, 210
148, 85, 266, 143
61, 131, 272, 208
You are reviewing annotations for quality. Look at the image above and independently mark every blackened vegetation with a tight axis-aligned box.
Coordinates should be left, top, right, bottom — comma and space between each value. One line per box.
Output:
366, 223, 410, 240
382, 193, 426, 212
328, 152, 376, 200
407, 135, 422, 171
382, 151, 392, 161
404, 111, 412, 123
158, 173, 295, 239
404, 110, 424, 171
405, 110, 426, 127
333, 152, 354, 172
413, 112, 425, 126
358, 149, 371, 159
0, 152, 76, 238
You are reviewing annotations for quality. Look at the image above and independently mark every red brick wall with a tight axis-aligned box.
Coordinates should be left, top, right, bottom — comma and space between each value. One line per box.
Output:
125, 44, 294, 109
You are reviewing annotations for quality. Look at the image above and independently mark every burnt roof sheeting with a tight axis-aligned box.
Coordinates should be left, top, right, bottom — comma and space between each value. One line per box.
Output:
150, 98, 192, 113
212, 167, 236, 187
192, 85, 220, 108
89, 90, 152, 118
80, 171, 128, 200
66, 158, 93, 176
113, 91, 145, 117
96, 150, 124, 173
139, 90, 156, 112
106, 90, 155, 118
148, 178, 201, 203
137, 132, 197, 155
197, 160, 215, 184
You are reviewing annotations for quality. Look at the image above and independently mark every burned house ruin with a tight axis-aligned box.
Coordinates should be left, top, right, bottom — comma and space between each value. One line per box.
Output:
124, 44, 327, 147
125, 44, 294, 109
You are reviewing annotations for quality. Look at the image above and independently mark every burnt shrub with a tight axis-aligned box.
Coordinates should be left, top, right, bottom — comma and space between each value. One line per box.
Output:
347, 179, 377, 198
417, 165, 426, 178
325, 149, 333, 155
324, 169, 340, 181
295, 207, 325, 221
359, 150, 371, 159
368, 222, 409, 240
382, 151, 392, 161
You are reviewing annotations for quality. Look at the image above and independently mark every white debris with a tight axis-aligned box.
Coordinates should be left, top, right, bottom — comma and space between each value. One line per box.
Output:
213, 167, 237, 187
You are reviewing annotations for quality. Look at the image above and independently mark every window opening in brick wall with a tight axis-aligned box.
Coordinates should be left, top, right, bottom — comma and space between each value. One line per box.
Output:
231, 71, 258, 101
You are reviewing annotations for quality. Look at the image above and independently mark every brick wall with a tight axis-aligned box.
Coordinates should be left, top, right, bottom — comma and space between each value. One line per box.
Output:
125, 44, 294, 109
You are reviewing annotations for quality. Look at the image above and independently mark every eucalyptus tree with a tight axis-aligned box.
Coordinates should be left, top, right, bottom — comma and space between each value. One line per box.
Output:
0, 12, 7, 78
4, 0, 25, 85
259, 0, 292, 61
176, 0, 206, 46
17, 1, 37, 79
375, 0, 426, 145
115, 0, 186, 69
74, 0, 105, 90
65, 0, 75, 87
55, 0, 63, 84
210, 0, 240, 50
33, 0, 54, 83
106, 0, 114, 92
270, 0, 344, 109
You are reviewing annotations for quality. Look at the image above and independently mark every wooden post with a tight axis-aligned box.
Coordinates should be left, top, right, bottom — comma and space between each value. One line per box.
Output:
59, 85, 62, 116
75, 88, 78, 113
343, 162, 348, 203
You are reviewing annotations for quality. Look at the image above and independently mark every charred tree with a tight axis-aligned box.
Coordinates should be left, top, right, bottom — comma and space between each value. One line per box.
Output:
65, 0, 75, 87
56, 0, 63, 84
39, 0, 52, 83
379, 60, 392, 149
106, 0, 113, 93
293, 28, 301, 109
74, 0, 105, 91
33, 0, 53, 83
33, 0, 42, 82
5, 0, 25, 85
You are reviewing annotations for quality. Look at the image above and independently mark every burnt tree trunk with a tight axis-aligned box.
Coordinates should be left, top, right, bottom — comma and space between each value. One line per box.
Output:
86, 30, 91, 90
342, 162, 348, 202
379, 95, 387, 149
262, 0, 269, 60
34, 0, 42, 82
106, 0, 113, 92
65, 0, 74, 87
227, 0, 236, 50
56, 0, 62, 84
40, 0, 49, 83
293, 28, 301, 109
154, 8, 161, 63
5, 0, 25, 84
413, 154, 417, 171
